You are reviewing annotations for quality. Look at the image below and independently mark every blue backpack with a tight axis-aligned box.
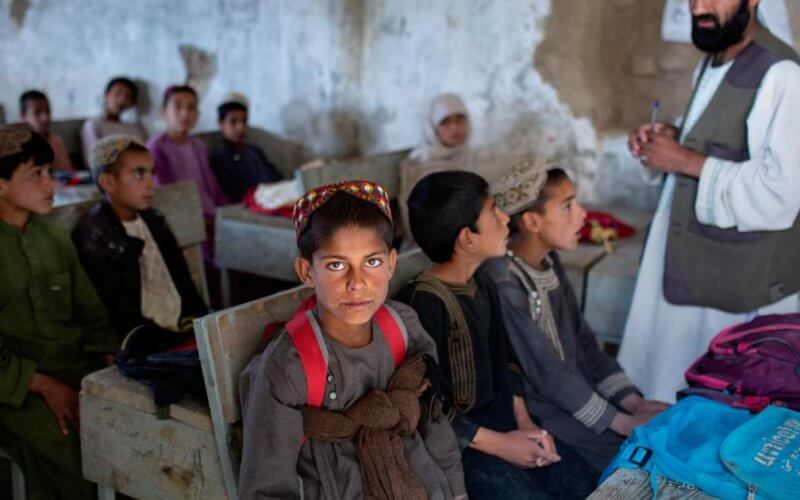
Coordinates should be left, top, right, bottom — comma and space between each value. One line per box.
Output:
601, 397, 800, 499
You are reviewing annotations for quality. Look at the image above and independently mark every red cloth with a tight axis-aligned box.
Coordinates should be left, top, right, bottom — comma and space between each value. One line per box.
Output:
242, 187, 295, 219
579, 211, 635, 243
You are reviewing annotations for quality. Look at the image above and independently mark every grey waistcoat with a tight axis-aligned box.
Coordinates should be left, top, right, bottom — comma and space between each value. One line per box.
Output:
664, 28, 800, 313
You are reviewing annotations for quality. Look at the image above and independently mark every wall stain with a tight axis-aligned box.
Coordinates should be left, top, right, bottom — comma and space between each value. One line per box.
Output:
9, 0, 31, 27
179, 44, 218, 96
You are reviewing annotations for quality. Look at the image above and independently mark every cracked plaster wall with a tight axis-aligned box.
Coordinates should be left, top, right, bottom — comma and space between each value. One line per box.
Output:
1, 0, 798, 210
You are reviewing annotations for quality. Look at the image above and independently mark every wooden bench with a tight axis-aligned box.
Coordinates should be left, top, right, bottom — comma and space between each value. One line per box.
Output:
194, 254, 431, 498
45, 181, 222, 498
589, 468, 714, 499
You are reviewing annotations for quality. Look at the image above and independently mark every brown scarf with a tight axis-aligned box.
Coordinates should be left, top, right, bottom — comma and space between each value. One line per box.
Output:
302, 353, 430, 500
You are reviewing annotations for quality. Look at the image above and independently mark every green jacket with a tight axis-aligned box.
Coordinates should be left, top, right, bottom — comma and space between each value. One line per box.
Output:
0, 216, 117, 408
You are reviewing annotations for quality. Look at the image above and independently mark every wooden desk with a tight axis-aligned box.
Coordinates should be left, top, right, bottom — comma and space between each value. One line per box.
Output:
589, 468, 715, 499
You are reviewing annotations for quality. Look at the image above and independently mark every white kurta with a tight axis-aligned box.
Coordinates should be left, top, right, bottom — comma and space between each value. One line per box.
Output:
618, 57, 800, 403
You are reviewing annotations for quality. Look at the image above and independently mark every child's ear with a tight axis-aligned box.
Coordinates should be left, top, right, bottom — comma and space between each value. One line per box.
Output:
386, 248, 398, 278
455, 226, 474, 254
521, 211, 542, 234
294, 256, 314, 288
98, 172, 114, 193
0, 178, 8, 198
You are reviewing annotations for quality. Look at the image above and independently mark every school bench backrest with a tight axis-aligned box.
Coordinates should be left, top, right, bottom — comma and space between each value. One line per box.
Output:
195, 127, 309, 180
298, 148, 410, 199
50, 118, 89, 169
45, 180, 208, 300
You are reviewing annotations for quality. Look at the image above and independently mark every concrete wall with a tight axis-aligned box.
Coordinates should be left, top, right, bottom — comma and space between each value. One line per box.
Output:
2, 0, 798, 210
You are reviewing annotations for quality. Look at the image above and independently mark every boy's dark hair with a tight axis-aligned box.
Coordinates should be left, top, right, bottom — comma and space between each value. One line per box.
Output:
217, 102, 248, 122
105, 77, 139, 103
407, 170, 489, 263
162, 85, 198, 108
297, 192, 393, 260
0, 130, 54, 179
508, 168, 571, 234
19, 90, 49, 114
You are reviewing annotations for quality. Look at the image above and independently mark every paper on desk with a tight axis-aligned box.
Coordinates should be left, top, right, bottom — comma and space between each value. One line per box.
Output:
253, 178, 302, 209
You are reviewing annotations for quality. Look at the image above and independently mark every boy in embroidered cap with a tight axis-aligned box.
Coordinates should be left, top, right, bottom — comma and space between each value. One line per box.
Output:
397, 169, 597, 500
0, 124, 116, 499
238, 179, 466, 499
72, 134, 208, 342
482, 160, 669, 472
209, 92, 283, 202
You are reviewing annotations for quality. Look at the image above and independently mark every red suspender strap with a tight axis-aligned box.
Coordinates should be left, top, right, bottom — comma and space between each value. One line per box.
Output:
374, 304, 408, 367
286, 309, 328, 408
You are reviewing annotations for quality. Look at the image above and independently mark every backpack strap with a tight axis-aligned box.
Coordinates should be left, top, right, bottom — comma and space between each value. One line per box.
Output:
411, 274, 476, 412
286, 308, 330, 408
374, 303, 408, 366
285, 298, 409, 409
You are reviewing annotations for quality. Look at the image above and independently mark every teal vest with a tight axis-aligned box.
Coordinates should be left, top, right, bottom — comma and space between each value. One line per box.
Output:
664, 28, 800, 313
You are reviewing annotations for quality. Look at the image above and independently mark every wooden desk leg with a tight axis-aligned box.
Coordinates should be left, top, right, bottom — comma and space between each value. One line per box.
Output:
220, 267, 232, 308
97, 485, 115, 500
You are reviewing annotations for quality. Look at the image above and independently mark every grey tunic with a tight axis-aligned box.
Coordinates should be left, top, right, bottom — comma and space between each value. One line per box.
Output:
238, 300, 466, 499
481, 253, 640, 472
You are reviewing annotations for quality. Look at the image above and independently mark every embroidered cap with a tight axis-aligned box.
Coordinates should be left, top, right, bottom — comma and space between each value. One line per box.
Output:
89, 134, 146, 177
0, 124, 33, 159
293, 180, 392, 239
492, 159, 554, 215
219, 92, 249, 109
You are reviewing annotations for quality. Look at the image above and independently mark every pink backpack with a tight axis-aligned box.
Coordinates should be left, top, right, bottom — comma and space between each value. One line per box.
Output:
682, 314, 800, 412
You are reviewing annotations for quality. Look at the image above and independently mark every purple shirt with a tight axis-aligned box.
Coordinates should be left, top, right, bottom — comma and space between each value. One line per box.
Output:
147, 133, 228, 218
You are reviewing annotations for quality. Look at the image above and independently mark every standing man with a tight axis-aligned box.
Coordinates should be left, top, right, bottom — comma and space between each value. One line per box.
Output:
619, 0, 800, 402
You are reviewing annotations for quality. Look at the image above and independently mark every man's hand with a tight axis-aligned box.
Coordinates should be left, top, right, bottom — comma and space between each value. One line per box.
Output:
29, 373, 80, 436
629, 122, 678, 157
639, 134, 706, 178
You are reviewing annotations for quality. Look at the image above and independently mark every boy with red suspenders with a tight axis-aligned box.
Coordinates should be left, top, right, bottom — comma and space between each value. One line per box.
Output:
238, 180, 466, 499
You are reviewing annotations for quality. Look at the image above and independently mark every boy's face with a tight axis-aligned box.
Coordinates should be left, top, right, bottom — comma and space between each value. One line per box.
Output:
105, 83, 135, 116
436, 113, 468, 148
296, 225, 397, 333
164, 92, 199, 134
220, 109, 248, 145
0, 159, 55, 216
21, 98, 51, 135
529, 180, 587, 251
468, 195, 510, 260
100, 150, 156, 213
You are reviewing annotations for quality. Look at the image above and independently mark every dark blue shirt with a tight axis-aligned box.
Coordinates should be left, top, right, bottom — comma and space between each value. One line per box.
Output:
210, 142, 283, 202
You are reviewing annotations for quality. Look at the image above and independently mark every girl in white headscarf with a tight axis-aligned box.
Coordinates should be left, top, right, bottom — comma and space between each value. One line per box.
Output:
399, 93, 474, 247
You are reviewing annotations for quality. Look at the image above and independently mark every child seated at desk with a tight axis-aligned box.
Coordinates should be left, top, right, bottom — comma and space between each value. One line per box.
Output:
210, 93, 283, 202
0, 124, 117, 499
72, 134, 208, 341
482, 160, 669, 472
81, 77, 147, 165
238, 180, 466, 499
19, 89, 74, 172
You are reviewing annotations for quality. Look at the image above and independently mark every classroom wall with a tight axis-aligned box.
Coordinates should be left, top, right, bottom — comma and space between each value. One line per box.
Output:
2, 0, 799, 210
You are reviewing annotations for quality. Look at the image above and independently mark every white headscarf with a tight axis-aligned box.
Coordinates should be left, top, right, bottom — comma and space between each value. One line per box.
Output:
408, 93, 471, 167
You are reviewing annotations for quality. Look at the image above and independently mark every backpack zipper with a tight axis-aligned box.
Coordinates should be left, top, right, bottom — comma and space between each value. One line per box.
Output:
747, 483, 757, 500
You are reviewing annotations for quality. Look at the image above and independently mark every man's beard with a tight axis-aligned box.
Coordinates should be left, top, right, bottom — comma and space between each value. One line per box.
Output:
691, 0, 751, 53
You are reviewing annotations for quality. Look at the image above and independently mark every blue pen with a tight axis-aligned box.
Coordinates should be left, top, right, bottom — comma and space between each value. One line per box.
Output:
650, 99, 660, 129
